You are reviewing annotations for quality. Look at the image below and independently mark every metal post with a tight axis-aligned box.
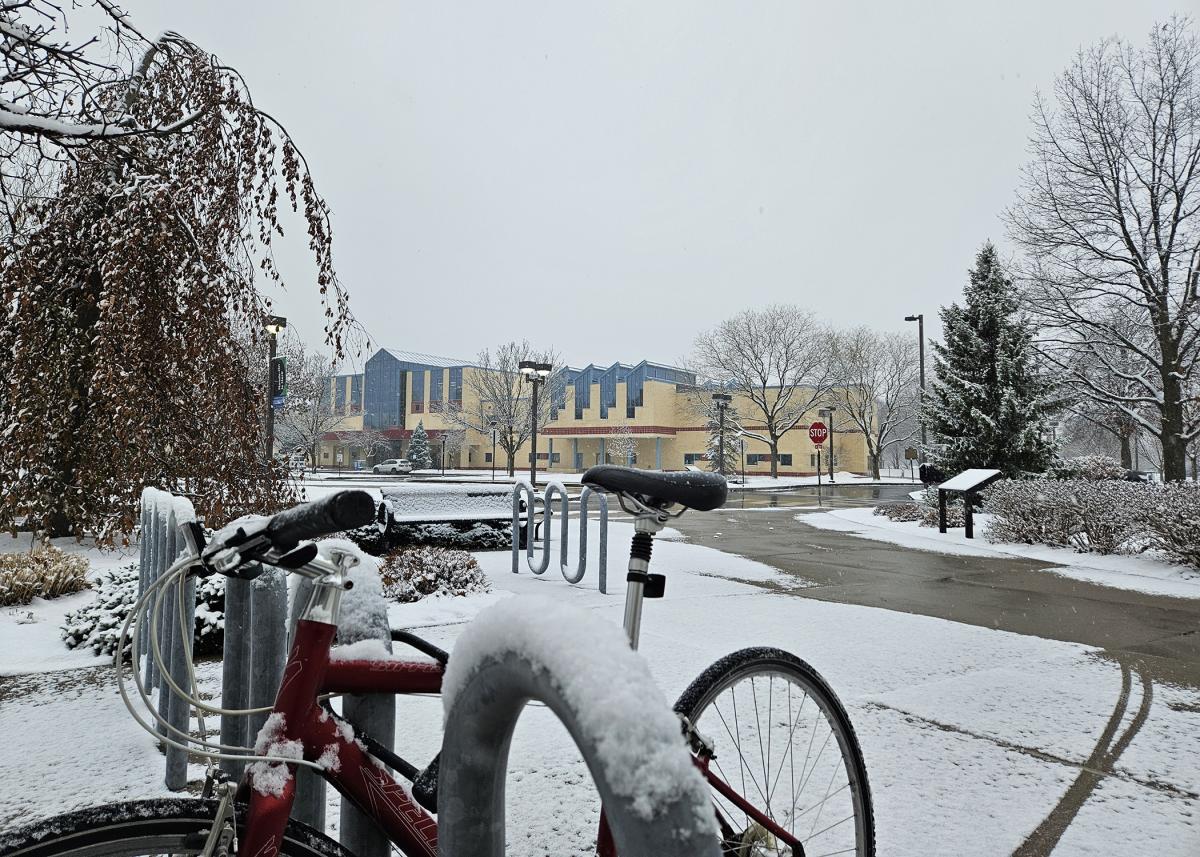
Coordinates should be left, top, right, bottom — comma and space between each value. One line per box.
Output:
248, 569, 287, 744
816, 448, 822, 505
827, 405, 836, 483
918, 314, 926, 456
964, 493, 974, 539
221, 576, 253, 781
718, 404, 726, 476
164, 509, 195, 791
490, 423, 497, 482
154, 509, 175, 744
266, 331, 277, 462
938, 489, 948, 534
338, 565, 396, 857
530, 378, 540, 487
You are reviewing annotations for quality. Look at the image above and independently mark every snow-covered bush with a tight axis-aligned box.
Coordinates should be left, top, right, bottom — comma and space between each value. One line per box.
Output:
1139, 483, 1200, 568
379, 547, 490, 603
1051, 455, 1127, 482
1065, 481, 1149, 555
985, 479, 1150, 554
983, 480, 1081, 546
0, 546, 89, 606
61, 564, 225, 657
874, 502, 922, 523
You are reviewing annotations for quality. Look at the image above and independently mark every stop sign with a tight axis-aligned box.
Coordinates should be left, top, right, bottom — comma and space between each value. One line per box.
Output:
809, 421, 828, 444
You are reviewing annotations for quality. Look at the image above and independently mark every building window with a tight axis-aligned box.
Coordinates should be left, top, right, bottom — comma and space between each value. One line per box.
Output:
485, 453, 492, 463
449, 367, 463, 402
430, 369, 443, 406
551, 452, 561, 463
683, 453, 708, 465
779, 454, 792, 466
410, 370, 424, 412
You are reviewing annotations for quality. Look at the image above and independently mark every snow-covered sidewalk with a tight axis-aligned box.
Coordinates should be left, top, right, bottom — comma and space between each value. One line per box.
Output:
1, 523, 1197, 854
798, 506, 1200, 600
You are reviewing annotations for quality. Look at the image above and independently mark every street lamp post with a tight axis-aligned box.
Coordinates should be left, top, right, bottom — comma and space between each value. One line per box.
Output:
904, 313, 927, 461
821, 405, 837, 483
489, 419, 498, 483
440, 438, 446, 476
712, 392, 732, 476
264, 315, 287, 463
519, 360, 553, 486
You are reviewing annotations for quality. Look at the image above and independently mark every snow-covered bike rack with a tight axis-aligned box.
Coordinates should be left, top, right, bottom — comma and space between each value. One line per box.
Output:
438, 598, 720, 857
510, 481, 609, 593
137, 488, 197, 791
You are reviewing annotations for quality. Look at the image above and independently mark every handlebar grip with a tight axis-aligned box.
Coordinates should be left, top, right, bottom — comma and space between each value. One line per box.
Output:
266, 490, 377, 551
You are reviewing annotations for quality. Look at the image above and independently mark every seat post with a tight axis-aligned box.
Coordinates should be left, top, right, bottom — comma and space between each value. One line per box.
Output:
622, 515, 662, 650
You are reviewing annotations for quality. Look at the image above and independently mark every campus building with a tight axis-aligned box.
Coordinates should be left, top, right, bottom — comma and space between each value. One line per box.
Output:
317, 349, 869, 476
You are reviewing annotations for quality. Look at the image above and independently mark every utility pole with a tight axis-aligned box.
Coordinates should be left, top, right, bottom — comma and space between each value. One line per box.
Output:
519, 360, 552, 486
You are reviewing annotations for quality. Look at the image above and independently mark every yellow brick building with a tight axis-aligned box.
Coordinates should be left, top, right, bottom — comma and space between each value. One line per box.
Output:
318, 350, 869, 477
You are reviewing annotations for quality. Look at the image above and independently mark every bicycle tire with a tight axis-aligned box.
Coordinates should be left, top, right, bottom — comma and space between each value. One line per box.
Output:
0, 799, 352, 857
674, 647, 875, 857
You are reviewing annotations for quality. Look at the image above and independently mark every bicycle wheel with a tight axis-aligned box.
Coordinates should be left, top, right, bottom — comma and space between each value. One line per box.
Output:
0, 799, 350, 857
674, 647, 875, 857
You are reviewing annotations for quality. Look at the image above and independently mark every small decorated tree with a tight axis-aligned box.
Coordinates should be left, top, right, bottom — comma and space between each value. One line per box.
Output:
705, 406, 742, 474
408, 422, 433, 470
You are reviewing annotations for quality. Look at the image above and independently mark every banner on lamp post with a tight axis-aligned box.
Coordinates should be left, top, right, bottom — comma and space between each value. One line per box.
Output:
270, 356, 287, 408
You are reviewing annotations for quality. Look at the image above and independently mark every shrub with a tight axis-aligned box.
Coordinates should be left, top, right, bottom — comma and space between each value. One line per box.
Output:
1139, 483, 1200, 569
61, 564, 226, 657
378, 547, 490, 603
982, 480, 1081, 546
1065, 481, 1149, 555
874, 502, 922, 523
1051, 455, 1127, 482
0, 546, 90, 606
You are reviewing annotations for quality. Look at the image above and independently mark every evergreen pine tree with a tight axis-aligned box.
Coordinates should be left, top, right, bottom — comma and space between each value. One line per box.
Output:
407, 422, 433, 470
705, 406, 742, 475
926, 243, 1057, 476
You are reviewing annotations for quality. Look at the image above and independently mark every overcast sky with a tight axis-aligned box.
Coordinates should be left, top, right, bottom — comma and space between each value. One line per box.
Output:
133, 1, 1187, 370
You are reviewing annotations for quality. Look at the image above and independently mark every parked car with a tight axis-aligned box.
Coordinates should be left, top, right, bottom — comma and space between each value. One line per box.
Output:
373, 458, 413, 475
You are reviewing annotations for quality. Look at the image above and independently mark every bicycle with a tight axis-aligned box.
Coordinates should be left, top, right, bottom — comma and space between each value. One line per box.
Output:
0, 465, 874, 857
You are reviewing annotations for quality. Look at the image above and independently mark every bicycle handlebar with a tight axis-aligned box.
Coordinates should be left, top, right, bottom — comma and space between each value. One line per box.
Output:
266, 490, 377, 551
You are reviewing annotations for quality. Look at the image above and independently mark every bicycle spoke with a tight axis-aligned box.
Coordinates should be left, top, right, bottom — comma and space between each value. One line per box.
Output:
749, 677, 772, 819
712, 694, 771, 810
805, 812, 855, 842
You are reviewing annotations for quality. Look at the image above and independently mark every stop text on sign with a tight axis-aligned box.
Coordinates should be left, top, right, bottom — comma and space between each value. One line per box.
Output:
808, 422, 828, 445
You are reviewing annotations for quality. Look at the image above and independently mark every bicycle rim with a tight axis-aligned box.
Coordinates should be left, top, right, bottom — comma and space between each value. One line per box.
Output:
676, 648, 875, 857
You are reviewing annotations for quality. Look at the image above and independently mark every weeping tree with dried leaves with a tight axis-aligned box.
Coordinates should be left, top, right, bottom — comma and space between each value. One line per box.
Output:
0, 2, 356, 542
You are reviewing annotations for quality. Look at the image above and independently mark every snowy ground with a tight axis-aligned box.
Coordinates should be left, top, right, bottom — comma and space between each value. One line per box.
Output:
0, 524, 1197, 854
799, 507, 1200, 601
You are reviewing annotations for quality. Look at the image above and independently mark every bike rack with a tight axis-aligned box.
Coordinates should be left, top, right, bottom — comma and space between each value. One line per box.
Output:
438, 612, 720, 857
510, 481, 609, 593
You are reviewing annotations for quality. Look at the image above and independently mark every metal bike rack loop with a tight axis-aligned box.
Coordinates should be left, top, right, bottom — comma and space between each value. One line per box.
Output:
438, 649, 720, 857
511, 481, 608, 593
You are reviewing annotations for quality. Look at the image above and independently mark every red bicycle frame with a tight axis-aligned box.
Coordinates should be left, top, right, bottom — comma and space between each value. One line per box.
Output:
237, 619, 801, 857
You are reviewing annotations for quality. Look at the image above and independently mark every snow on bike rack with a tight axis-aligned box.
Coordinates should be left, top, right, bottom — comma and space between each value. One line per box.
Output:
439, 596, 719, 856
510, 480, 609, 592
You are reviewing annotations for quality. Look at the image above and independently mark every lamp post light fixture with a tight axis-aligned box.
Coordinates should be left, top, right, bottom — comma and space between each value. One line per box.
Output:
518, 359, 553, 486
712, 392, 732, 477
489, 419, 498, 483
264, 315, 287, 463
904, 313, 927, 461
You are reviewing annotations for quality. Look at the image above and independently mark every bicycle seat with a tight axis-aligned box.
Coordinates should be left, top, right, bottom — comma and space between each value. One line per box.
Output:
581, 465, 728, 512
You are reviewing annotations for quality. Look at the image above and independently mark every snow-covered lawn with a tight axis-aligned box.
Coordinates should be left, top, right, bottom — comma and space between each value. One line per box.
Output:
1, 524, 1197, 854
798, 507, 1200, 600
735, 469, 920, 489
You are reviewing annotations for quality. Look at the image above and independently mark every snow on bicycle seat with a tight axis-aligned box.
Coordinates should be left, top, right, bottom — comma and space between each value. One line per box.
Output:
581, 465, 728, 512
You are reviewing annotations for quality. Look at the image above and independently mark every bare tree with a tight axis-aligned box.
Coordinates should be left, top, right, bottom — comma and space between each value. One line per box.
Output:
829, 327, 920, 479
1007, 16, 1200, 481
693, 306, 832, 477
274, 337, 343, 468
445, 341, 561, 477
